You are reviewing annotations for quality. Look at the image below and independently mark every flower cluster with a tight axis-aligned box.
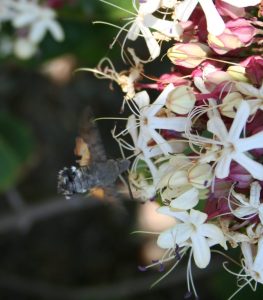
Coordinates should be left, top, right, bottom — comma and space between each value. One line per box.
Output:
89, 0, 263, 298
0, 0, 64, 59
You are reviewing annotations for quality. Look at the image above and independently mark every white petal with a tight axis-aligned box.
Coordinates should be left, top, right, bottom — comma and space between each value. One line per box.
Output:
127, 21, 141, 41
139, 0, 161, 14
228, 101, 249, 142
233, 153, 263, 180
138, 22, 160, 60
157, 206, 189, 222
234, 206, 258, 218
149, 116, 187, 132
29, 21, 46, 43
13, 13, 36, 27
147, 83, 175, 116
199, 0, 225, 36
176, 0, 198, 22
235, 131, 263, 153
143, 14, 183, 38
133, 90, 150, 109
241, 242, 253, 269
215, 153, 232, 179
207, 116, 228, 141
157, 227, 176, 249
46, 19, 64, 41
258, 205, 263, 225
222, 0, 260, 8
199, 223, 227, 249
191, 232, 211, 268
249, 182, 261, 207
189, 209, 207, 226
148, 128, 174, 154
253, 237, 263, 280
170, 188, 199, 210
175, 223, 193, 244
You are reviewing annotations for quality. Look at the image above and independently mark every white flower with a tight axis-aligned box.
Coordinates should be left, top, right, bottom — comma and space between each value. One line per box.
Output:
99, 0, 182, 61
240, 237, 263, 284
231, 182, 263, 224
170, 187, 199, 211
235, 82, 263, 114
131, 83, 187, 156
157, 207, 227, 268
175, 0, 260, 36
129, 173, 156, 201
207, 100, 263, 180
226, 237, 263, 299
12, 1, 64, 43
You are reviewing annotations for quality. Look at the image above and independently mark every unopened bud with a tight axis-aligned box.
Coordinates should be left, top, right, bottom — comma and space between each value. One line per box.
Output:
188, 164, 213, 189
227, 65, 248, 82
220, 92, 243, 118
166, 86, 196, 115
167, 43, 210, 68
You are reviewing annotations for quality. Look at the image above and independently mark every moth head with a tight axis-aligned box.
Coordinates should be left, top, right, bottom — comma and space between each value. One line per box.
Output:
57, 166, 86, 199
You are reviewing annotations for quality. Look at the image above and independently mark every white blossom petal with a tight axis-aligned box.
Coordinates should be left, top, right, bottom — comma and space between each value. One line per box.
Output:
45, 19, 64, 41
253, 237, 263, 281
144, 14, 182, 38
258, 205, 263, 224
189, 209, 207, 226
235, 131, 263, 153
215, 152, 232, 179
149, 116, 187, 132
134, 90, 150, 109
138, 22, 160, 60
199, 223, 227, 249
191, 232, 211, 268
170, 188, 199, 210
148, 128, 174, 154
157, 227, 176, 249
233, 152, 263, 180
199, 0, 225, 36
139, 0, 161, 14
234, 206, 257, 218
157, 206, 189, 222
147, 83, 174, 116
228, 101, 250, 142
207, 116, 228, 141
249, 181, 261, 207
29, 20, 46, 43
176, 0, 198, 22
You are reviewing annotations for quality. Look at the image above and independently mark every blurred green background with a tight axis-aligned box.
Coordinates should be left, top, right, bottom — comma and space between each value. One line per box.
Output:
0, 1, 263, 300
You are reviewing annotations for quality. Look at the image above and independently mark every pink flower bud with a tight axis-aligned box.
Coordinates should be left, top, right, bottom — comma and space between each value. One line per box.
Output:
167, 43, 211, 68
208, 18, 256, 54
215, 0, 245, 19
240, 56, 263, 86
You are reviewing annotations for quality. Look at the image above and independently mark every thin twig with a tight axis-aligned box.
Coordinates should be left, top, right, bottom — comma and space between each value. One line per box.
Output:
0, 195, 103, 233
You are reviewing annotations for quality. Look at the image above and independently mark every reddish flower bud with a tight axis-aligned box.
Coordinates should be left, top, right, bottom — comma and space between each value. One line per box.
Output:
208, 18, 257, 54
241, 56, 263, 86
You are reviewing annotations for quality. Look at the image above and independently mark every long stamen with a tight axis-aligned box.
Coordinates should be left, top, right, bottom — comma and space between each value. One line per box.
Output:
99, 0, 137, 16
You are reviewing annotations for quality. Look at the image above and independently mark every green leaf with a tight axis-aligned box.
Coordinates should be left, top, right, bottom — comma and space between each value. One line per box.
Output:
0, 112, 35, 192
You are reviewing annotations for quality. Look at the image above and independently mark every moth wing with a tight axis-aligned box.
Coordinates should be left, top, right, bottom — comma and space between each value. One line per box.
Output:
78, 107, 107, 164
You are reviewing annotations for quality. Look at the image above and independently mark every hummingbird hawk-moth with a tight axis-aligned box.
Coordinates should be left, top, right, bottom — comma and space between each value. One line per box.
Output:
57, 108, 130, 199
